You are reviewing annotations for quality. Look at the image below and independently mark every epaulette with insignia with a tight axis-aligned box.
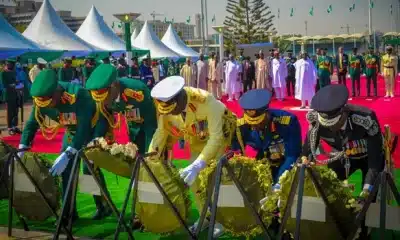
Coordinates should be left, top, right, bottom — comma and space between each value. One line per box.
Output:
273, 116, 291, 125
351, 114, 379, 136
306, 111, 318, 124
237, 118, 246, 127
185, 87, 206, 103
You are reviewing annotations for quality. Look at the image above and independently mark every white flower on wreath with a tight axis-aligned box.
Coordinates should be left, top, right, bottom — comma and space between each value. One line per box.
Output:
110, 144, 124, 155
98, 138, 110, 150
124, 143, 138, 159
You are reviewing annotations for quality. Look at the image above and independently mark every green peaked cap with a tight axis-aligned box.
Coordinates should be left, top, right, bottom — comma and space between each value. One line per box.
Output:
30, 69, 58, 97
86, 64, 117, 90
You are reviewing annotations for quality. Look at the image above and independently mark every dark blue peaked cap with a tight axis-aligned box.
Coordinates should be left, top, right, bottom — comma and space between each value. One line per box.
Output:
311, 85, 349, 112
239, 89, 272, 110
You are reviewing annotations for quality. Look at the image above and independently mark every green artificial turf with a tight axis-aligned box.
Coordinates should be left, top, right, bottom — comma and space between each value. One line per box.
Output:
0, 154, 399, 239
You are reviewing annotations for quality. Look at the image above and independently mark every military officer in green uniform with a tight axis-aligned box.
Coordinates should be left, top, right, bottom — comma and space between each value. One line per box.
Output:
18, 69, 111, 222
0, 59, 22, 135
82, 57, 97, 87
349, 47, 365, 97
128, 57, 140, 78
117, 58, 128, 78
58, 58, 75, 82
86, 64, 157, 154
317, 48, 333, 89
364, 46, 380, 97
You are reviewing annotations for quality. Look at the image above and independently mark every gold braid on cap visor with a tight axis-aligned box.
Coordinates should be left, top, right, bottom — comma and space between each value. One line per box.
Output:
90, 89, 121, 129
156, 100, 177, 114
244, 110, 266, 125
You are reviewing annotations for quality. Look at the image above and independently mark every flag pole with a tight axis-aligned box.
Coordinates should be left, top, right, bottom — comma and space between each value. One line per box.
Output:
204, 0, 209, 54
200, 0, 206, 53
368, 0, 373, 44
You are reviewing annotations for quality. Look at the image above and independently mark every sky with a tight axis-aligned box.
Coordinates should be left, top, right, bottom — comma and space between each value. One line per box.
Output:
50, 0, 400, 36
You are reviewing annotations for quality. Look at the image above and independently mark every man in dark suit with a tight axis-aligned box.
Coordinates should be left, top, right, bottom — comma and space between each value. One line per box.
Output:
335, 46, 349, 85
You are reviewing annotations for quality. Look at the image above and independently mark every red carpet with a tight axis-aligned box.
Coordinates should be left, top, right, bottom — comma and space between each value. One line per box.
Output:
2, 75, 400, 168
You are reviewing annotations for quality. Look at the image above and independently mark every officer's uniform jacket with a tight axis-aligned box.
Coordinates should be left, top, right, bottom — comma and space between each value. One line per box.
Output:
21, 82, 99, 151
317, 55, 333, 78
58, 66, 75, 82
149, 87, 236, 163
302, 104, 384, 185
349, 54, 365, 77
363, 54, 380, 77
232, 109, 302, 182
112, 78, 157, 153
381, 54, 398, 77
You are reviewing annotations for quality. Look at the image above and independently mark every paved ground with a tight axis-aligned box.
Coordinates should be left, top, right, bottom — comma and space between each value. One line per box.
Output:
0, 102, 34, 137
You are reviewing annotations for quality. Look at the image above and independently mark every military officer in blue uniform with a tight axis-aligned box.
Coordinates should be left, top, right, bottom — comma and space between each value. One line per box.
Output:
139, 58, 154, 89
231, 89, 302, 187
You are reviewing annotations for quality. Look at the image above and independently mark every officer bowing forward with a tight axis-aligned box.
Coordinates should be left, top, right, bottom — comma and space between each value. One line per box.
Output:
302, 85, 384, 195
301, 85, 385, 239
231, 89, 302, 187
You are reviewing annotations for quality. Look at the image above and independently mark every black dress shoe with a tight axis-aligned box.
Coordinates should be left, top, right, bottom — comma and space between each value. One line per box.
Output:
13, 128, 22, 134
92, 207, 112, 220
130, 216, 143, 230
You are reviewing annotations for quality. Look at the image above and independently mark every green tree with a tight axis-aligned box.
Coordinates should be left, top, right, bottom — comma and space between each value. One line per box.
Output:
224, 0, 276, 52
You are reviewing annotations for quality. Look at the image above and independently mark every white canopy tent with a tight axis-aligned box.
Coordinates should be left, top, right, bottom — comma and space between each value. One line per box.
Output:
131, 28, 139, 42
23, 0, 98, 55
161, 24, 198, 58
132, 21, 180, 59
77, 6, 129, 51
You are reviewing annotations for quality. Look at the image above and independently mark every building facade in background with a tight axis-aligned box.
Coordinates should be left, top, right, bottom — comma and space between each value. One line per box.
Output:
2, 0, 85, 32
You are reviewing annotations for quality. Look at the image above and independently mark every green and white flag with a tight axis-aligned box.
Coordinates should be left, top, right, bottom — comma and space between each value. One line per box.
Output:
390, 4, 393, 15
290, 8, 294, 17
171, 18, 174, 24
164, 17, 167, 23
369, 1, 374, 9
349, 3, 355, 12
111, 22, 115, 29
186, 16, 191, 24
327, 5, 333, 13
212, 14, 216, 23
278, 8, 280, 18
309, 6, 314, 16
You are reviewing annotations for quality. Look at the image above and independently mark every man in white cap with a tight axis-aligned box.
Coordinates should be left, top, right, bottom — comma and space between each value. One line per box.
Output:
29, 58, 47, 83
381, 45, 398, 97
149, 76, 237, 237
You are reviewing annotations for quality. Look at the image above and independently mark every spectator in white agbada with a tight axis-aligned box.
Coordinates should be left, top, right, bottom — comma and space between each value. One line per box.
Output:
294, 52, 317, 109
270, 51, 287, 101
224, 54, 241, 101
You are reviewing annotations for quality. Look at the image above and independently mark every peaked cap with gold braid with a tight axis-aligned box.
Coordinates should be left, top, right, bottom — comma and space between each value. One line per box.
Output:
86, 64, 120, 129
239, 89, 272, 125
151, 76, 185, 114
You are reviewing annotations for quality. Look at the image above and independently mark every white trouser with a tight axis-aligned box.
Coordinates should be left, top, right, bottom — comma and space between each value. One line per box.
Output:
274, 87, 285, 100
228, 93, 240, 100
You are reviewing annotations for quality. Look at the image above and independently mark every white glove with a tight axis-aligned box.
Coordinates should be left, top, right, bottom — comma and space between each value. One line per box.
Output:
179, 159, 206, 186
17, 144, 27, 159
347, 74, 350, 78
49, 147, 77, 176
